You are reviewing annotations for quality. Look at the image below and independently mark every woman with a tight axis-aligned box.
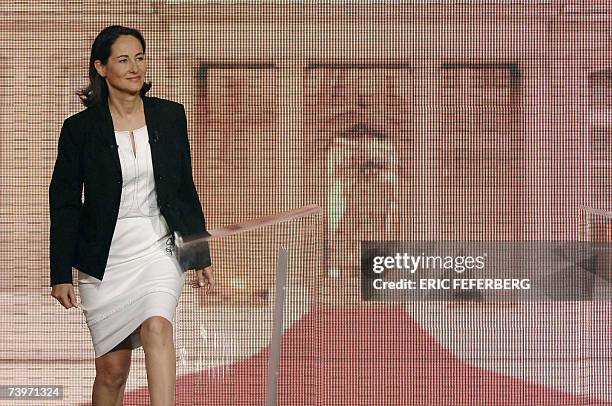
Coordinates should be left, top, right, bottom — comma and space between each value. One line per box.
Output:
49, 25, 214, 405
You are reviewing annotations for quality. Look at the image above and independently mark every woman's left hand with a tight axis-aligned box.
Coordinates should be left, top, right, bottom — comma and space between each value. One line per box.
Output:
192, 266, 214, 292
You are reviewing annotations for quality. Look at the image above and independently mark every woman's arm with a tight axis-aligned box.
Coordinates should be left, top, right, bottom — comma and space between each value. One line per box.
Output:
177, 103, 212, 269
49, 118, 83, 286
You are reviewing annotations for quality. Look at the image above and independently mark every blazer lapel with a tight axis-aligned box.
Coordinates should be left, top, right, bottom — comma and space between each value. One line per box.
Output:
143, 96, 162, 186
93, 95, 161, 178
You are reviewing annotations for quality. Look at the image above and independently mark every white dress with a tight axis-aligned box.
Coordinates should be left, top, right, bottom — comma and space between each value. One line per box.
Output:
77, 125, 187, 358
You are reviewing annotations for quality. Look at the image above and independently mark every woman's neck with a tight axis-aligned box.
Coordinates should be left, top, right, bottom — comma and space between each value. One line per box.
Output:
108, 94, 143, 120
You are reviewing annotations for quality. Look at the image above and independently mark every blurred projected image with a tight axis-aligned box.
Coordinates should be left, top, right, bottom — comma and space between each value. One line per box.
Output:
327, 122, 398, 279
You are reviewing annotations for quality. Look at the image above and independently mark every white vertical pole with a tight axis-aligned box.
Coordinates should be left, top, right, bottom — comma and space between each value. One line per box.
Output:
266, 247, 289, 406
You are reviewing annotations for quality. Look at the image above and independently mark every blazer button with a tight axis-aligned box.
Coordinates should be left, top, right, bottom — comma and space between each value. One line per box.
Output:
116, 180, 121, 185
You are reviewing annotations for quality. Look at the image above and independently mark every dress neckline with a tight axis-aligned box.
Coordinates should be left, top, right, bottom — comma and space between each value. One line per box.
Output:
114, 125, 147, 134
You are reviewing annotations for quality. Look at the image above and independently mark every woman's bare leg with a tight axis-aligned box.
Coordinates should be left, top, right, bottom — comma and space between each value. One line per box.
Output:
140, 316, 176, 405
92, 339, 132, 406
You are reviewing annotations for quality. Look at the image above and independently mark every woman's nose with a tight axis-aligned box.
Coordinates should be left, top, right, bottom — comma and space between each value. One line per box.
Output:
129, 59, 138, 72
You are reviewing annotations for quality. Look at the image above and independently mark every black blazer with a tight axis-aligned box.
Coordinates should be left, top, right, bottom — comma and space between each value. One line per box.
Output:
49, 95, 212, 287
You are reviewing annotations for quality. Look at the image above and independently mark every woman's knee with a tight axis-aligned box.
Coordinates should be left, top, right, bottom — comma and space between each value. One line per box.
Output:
140, 316, 172, 338
95, 350, 131, 388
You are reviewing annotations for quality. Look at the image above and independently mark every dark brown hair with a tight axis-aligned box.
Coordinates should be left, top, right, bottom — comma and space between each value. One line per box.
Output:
76, 25, 152, 107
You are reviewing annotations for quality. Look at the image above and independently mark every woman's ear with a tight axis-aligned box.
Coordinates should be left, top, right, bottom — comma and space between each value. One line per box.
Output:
93, 60, 106, 78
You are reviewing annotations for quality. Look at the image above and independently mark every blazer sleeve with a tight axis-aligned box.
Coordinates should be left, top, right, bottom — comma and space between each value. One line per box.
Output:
49, 118, 83, 286
177, 103, 212, 269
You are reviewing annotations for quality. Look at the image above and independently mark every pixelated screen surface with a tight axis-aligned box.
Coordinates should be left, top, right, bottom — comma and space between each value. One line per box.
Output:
2, 2, 611, 405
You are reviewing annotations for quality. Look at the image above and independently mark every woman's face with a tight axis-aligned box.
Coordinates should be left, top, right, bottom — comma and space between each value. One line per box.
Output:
95, 35, 147, 96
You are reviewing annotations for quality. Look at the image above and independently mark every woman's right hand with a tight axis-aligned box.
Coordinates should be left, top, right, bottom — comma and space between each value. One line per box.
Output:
51, 283, 79, 309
